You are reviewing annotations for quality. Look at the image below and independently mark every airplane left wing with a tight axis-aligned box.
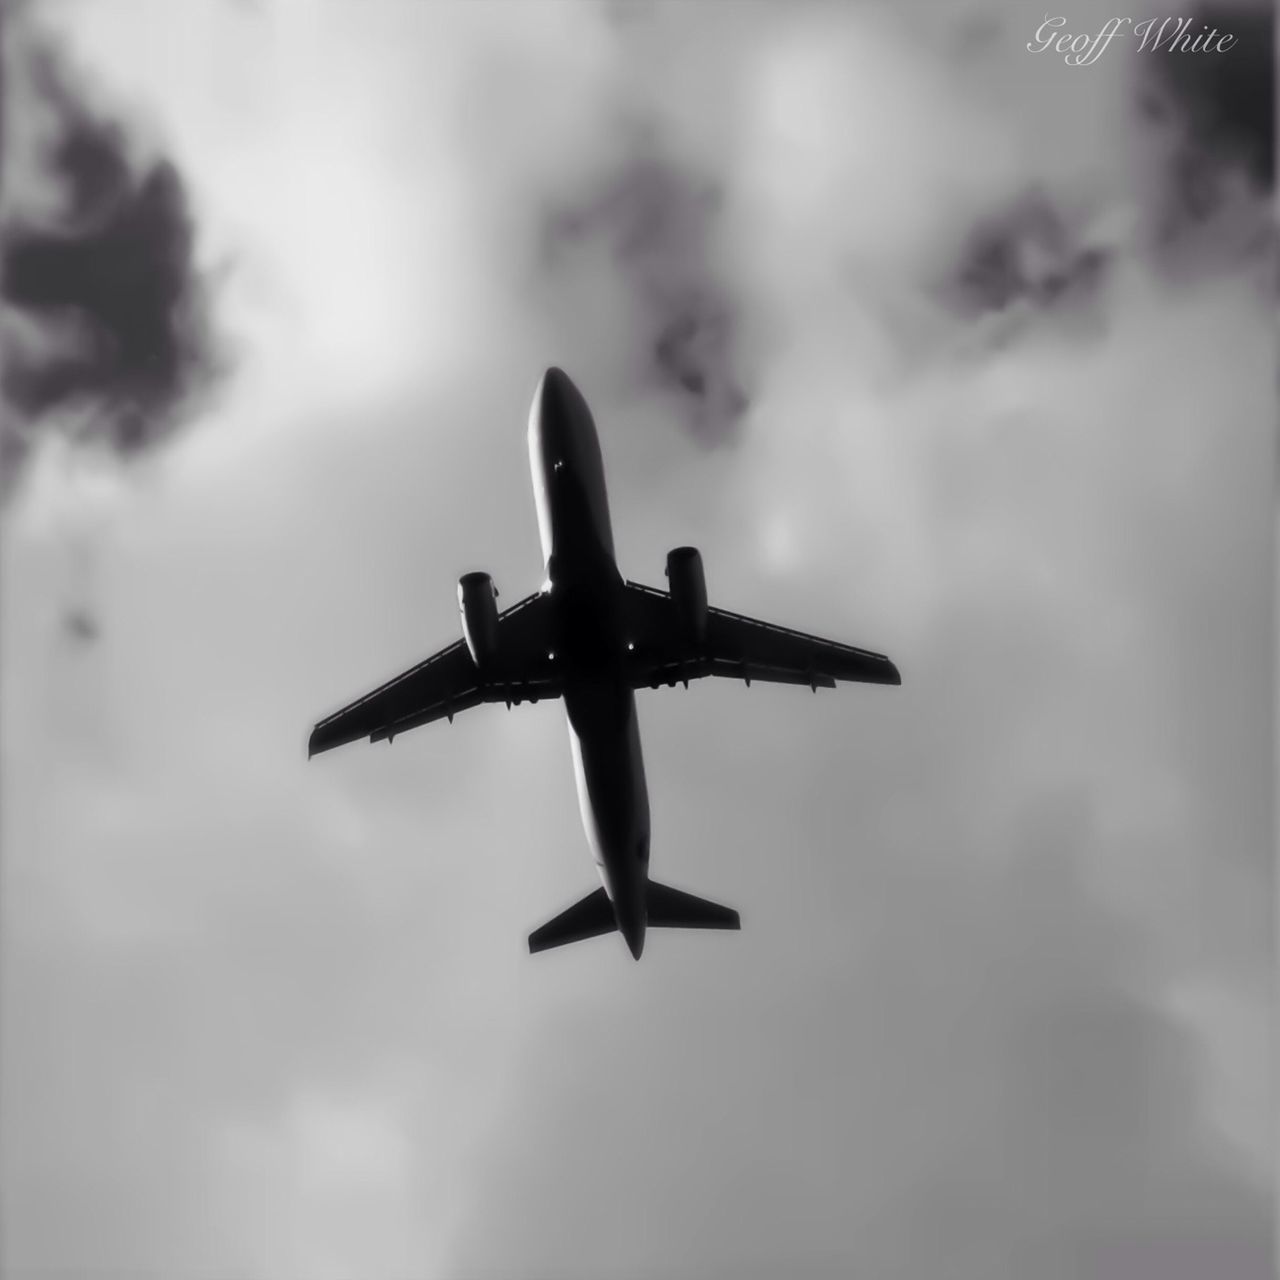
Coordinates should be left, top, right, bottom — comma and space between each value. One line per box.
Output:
621, 580, 901, 691
308, 590, 560, 757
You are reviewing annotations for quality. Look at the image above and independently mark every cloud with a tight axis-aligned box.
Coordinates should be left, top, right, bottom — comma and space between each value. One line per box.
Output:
441, 801, 1269, 1279
1128, 1, 1276, 269
1144, 2, 1275, 197
542, 148, 750, 445
1, 22, 223, 487
946, 188, 1112, 323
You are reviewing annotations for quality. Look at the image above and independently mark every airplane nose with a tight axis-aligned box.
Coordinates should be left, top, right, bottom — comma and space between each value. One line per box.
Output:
530, 366, 589, 475
537, 366, 577, 421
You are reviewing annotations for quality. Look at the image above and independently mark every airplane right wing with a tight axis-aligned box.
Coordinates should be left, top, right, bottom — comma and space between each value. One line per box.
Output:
308, 590, 560, 757
621, 580, 901, 691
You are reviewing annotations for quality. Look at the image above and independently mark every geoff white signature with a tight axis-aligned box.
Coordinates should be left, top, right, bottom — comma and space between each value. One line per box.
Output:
1028, 15, 1238, 65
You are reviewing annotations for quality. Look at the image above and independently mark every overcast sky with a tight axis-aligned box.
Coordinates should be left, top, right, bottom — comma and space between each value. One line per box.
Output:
1, 1, 1273, 1277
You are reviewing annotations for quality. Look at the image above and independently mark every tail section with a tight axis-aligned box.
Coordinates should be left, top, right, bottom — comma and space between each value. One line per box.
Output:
528, 887, 615, 953
646, 880, 740, 932
527, 880, 740, 956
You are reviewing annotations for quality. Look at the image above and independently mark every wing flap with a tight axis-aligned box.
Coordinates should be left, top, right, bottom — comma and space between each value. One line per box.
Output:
620, 580, 900, 691
703, 600, 901, 686
308, 589, 560, 756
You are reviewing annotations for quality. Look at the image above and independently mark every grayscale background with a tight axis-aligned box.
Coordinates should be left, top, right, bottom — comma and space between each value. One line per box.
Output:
1, 1, 1272, 1277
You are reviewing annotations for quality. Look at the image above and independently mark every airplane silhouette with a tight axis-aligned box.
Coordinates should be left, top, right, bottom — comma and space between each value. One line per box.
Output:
308, 367, 901, 959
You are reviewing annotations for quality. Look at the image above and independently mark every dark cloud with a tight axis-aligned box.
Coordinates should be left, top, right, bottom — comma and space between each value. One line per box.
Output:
1137, 3, 1275, 243
1, 36, 222, 482
947, 189, 1111, 321
62, 608, 100, 644
542, 152, 749, 445
1146, 4, 1275, 194
945, 6, 1273, 328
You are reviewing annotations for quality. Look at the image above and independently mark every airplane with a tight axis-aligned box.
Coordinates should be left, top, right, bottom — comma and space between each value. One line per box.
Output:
308, 367, 901, 960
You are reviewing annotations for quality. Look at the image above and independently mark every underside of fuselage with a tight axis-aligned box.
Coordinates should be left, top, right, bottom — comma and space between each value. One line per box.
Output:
528, 368, 650, 957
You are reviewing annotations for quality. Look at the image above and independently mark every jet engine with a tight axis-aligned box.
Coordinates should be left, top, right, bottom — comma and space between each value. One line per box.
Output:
458, 571, 499, 668
665, 546, 708, 642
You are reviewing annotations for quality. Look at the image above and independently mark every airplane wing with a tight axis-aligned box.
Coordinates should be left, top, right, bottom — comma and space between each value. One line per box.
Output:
620, 580, 900, 691
308, 590, 560, 757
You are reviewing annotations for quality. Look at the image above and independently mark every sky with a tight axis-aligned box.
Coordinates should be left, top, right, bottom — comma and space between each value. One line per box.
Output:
1, 1, 1274, 1278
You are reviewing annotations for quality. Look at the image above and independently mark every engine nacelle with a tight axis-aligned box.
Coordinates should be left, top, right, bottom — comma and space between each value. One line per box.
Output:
665, 546, 708, 643
458, 571, 499, 668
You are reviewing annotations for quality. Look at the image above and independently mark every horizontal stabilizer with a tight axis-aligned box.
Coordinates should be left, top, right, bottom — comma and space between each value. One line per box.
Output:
528, 887, 616, 954
646, 880, 740, 932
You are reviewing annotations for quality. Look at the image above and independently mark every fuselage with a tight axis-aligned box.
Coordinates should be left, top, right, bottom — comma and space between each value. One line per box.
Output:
527, 368, 650, 959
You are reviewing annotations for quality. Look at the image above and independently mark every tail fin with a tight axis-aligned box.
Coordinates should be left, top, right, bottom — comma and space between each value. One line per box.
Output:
528, 887, 615, 954
646, 880, 740, 932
